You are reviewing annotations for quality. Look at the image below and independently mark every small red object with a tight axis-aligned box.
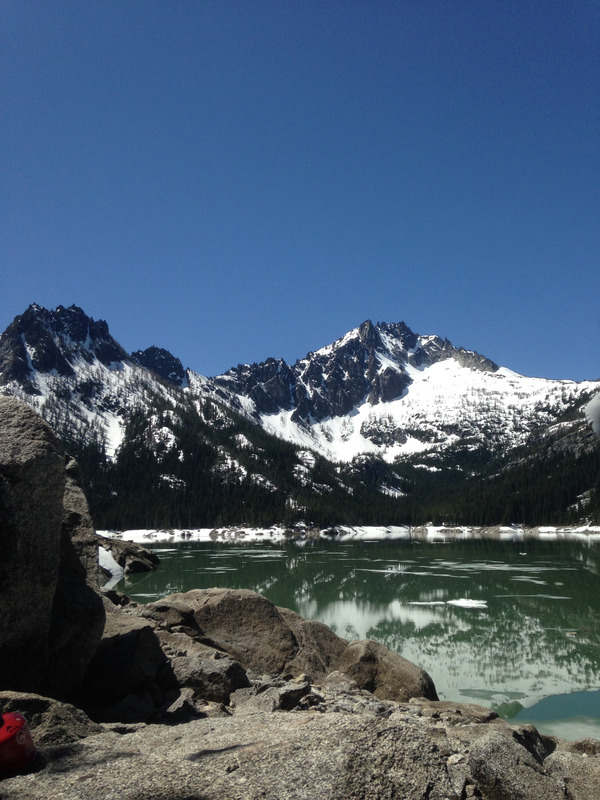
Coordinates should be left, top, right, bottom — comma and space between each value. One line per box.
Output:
0, 713, 36, 778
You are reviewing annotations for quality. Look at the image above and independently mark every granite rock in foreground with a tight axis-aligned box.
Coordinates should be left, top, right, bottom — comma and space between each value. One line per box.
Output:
2, 590, 599, 799
2, 681, 600, 800
0, 397, 105, 700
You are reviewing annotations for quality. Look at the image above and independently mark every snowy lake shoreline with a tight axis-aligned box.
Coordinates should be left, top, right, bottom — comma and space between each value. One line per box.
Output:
98, 523, 600, 546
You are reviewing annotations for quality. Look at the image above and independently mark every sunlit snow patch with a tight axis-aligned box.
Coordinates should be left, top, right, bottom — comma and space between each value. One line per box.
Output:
586, 392, 600, 438
98, 545, 124, 589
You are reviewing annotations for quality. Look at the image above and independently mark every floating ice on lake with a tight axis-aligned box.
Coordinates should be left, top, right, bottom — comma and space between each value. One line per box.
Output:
447, 598, 488, 609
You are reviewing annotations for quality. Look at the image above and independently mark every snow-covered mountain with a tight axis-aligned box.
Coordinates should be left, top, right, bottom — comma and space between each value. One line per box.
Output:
0, 304, 181, 457
1, 304, 599, 528
191, 319, 599, 465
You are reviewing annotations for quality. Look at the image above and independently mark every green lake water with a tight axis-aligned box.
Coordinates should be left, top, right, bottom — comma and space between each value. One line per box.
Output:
115, 538, 600, 741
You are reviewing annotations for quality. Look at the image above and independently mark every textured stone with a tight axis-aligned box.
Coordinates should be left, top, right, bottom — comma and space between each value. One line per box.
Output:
336, 638, 438, 702
0, 398, 105, 700
467, 728, 566, 800
0, 397, 66, 692
5, 698, 592, 800
167, 648, 249, 705
81, 606, 174, 720
44, 460, 105, 699
545, 739, 600, 800
277, 606, 348, 679
165, 588, 300, 675
0, 691, 102, 746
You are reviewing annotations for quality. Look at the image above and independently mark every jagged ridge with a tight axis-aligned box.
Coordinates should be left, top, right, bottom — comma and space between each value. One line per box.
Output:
1, 304, 599, 527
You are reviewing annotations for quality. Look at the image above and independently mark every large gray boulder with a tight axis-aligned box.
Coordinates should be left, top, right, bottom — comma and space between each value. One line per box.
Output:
0, 397, 68, 692
80, 604, 175, 721
147, 589, 436, 704
45, 459, 106, 698
0, 397, 105, 700
276, 606, 348, 678
336, 638, 439, 702
165, 588, 300, 675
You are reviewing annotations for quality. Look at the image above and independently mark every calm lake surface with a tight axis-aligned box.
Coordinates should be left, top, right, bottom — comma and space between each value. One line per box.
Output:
115, 538, 600, 741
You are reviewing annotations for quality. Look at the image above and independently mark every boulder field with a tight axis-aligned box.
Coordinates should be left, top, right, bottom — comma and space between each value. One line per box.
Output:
1, 396, 600, 799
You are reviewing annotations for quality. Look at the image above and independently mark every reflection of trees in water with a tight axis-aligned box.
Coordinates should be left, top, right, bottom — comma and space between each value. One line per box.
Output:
368, 597, 600, 701
119, 538, 600, 705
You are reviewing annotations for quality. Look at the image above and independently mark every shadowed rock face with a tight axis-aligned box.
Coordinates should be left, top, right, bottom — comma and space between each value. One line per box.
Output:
0, 397, 105, 700
130, 346, 186, 387
0, 397, 66, 690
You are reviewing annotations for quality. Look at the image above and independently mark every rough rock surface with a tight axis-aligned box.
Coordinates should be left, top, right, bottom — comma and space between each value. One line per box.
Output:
0, 397, 104, 699
97, 534, 160, 575
169, 588, 300, 675
1, 583, 599, 798
276, 605, 348, 678
0, 397, 66, 691
151, 588, 437, 703
2, 682, 600, 800
80, 602, 176, 721
75, 587, 437, 724
337, 637, 439, 702
0, 691, 103, 746
45, 459, 105, 698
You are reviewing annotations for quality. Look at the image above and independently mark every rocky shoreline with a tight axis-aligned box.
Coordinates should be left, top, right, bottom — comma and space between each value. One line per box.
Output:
3, 585, 600, 800
2, 396, 600, 799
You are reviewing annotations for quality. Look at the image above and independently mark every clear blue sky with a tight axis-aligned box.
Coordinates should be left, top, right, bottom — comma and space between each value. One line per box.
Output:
2, 1, 599, 380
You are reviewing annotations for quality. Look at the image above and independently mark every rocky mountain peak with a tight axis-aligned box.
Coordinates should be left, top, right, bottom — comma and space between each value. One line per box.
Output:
131, 346, 186, 387
357, 319, 382, 348
205, 319, 503, 428
0, 305, 128, 395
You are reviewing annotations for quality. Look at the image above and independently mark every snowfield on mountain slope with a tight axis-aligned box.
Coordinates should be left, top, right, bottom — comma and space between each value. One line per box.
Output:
15, 351, 177, 458
260, 360, 597, 463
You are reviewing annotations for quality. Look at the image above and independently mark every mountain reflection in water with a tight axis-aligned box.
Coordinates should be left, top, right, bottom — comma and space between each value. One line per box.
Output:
116, 538, 600, 740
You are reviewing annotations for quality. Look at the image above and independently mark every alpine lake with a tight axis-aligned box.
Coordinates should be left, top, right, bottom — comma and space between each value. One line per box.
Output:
114, 535, 600, 741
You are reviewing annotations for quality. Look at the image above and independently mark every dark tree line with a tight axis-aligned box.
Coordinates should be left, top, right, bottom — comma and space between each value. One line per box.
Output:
58, 393, 600, 530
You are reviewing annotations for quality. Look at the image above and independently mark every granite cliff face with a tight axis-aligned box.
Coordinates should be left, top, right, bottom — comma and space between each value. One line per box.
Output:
0, 397, 105, 700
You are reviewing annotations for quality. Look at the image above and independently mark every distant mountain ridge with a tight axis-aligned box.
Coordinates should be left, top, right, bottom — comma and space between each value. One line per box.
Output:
1, 303, 599, 528
209, 319, 499, 422
190, 317, 596, 465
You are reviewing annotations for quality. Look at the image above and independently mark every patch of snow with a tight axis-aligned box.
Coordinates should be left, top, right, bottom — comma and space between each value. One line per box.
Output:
98, 544, 124, 589
585, 392, 600, 438
159, 474, 186, 489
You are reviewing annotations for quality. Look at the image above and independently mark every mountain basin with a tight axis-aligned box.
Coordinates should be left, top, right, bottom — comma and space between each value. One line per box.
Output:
112, 536, 600, 741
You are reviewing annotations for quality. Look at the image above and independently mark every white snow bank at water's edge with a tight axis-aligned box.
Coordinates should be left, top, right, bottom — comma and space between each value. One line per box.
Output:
96, 524, 600, 545
98, 544, 124, 589
97, 526, 298, 544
